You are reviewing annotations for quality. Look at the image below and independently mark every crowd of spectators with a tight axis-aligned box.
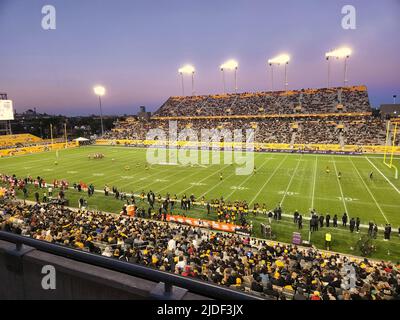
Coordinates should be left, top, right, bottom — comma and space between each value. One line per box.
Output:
1, 197, 399, 300
100, 85, 389, 147
344, 119, 387, 146
153, 86, 371, 118
102, 116, 387, 147
295, 121, 341, 145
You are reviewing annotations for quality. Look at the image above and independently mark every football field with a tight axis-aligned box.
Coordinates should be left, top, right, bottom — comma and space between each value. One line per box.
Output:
1, 145, 400, 259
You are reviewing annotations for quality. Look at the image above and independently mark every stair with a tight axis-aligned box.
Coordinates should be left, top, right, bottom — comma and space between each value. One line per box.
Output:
290, 132, 296, 148
339, 132, 345, 149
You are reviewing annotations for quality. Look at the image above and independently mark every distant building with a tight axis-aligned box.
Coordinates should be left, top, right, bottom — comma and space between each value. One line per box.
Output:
137, 106, 151, 120
380, 104, 400, 119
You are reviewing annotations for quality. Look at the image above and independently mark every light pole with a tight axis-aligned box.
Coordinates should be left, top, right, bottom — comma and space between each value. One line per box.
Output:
220, 59, 238, 94
269, 63, 274, 91
325, 47, 352, 87
191, 71, 195, 96
221, 67, 226, 94
326, 56, 331, 88
180, 72, 185, 96
344, 55, 350, 87
234, 66, 238, 93
268, 54, 290, 92
178, 65, 195, 96
394, 95, 397, 104
93, 85, 106, 136
284, 62, 289, 92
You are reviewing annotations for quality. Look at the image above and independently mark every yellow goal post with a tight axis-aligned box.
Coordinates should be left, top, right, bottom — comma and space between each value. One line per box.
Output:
383, 120, 399, 179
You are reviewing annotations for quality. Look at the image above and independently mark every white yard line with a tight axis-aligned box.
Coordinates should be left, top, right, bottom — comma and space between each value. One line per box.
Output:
249, 155, 289, 205
365, 157, 400, 195
225, 155, 272, 199
332, 156, 349, 216
156, 166, 213, 193
181, 163, 233, 196
349, 157, 389, 224
280, 157, 301, 206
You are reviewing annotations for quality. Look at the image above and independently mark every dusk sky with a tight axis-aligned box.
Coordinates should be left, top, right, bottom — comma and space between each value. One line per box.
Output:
0, 0, 399, 115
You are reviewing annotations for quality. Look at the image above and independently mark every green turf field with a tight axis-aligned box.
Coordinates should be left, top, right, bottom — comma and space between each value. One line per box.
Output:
1, 145, 400, 260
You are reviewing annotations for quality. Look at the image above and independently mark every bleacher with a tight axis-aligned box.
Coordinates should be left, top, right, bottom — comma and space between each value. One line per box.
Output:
0, 134, 42, 149
153, 86, 371, 118
101, 85, 389, 149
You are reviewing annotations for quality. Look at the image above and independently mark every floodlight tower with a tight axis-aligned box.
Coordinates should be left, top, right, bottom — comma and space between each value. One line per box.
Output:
268, 54, 290, 91
93, 85, 106, 136
178, 65, 196, 96
220, 59, 238, 94
325, 47, 352, 87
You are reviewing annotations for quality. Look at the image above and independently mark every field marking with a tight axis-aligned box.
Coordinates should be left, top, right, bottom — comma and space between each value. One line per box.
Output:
79, 152, 149, 186
280, 157, 302, 206
180, 163, 233, 196
249, 155, 289, 205
112, 153, 188, 190
225, 155, 272, 199
137, 167, 193, 192
190, 182, 207, 186
279, 192, 399, 208
367, 156, 400, 160
1, 148, 145, 184
365, 157, 400, 196
332, 156, 349, 216
349, 157, 389, 224
230, 186, 249, 191
3, 148, 398, 226
155, 164, 213, 193
195, 153, 266, 198
278, 191, 299, 196
311, 156, 317, 209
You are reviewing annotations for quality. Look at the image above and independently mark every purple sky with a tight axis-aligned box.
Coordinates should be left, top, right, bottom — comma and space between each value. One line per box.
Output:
0, 0, 399, 115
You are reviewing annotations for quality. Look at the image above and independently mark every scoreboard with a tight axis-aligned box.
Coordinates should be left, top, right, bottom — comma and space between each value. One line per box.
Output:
0, 100, 14, 120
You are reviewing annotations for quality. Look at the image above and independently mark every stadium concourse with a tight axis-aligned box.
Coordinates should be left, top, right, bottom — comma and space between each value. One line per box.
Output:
1, 85, 400, 300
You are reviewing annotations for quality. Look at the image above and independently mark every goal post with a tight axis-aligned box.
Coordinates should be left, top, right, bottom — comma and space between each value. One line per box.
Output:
383, 120, 398, 179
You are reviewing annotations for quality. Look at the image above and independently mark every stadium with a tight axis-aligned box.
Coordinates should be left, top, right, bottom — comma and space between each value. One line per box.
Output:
0, 1, 399, 303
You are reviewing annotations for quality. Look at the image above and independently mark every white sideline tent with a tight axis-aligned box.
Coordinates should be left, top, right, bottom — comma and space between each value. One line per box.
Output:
73, 137, 90, 145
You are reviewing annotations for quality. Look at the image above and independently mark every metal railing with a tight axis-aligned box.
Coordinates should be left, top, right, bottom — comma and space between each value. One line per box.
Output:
0, 231, 264, 300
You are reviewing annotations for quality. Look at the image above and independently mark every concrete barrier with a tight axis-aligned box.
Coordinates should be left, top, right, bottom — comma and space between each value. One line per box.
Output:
0, 239, 207, 300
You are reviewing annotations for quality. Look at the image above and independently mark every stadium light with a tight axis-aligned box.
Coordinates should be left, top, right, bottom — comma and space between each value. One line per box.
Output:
178, 65, 195, 96
93, 86, 106, 96
93, 85, 106, 136
267, 54, 290, 65
325, 47, 352, 59
268, 54, 290, 92
393, 95, 397, 104
325, 47, 352, 87
220, 59, 238, 94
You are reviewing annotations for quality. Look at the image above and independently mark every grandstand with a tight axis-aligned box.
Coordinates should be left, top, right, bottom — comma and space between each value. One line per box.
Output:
0, 133, 42, 149
102, 85, 388, 149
